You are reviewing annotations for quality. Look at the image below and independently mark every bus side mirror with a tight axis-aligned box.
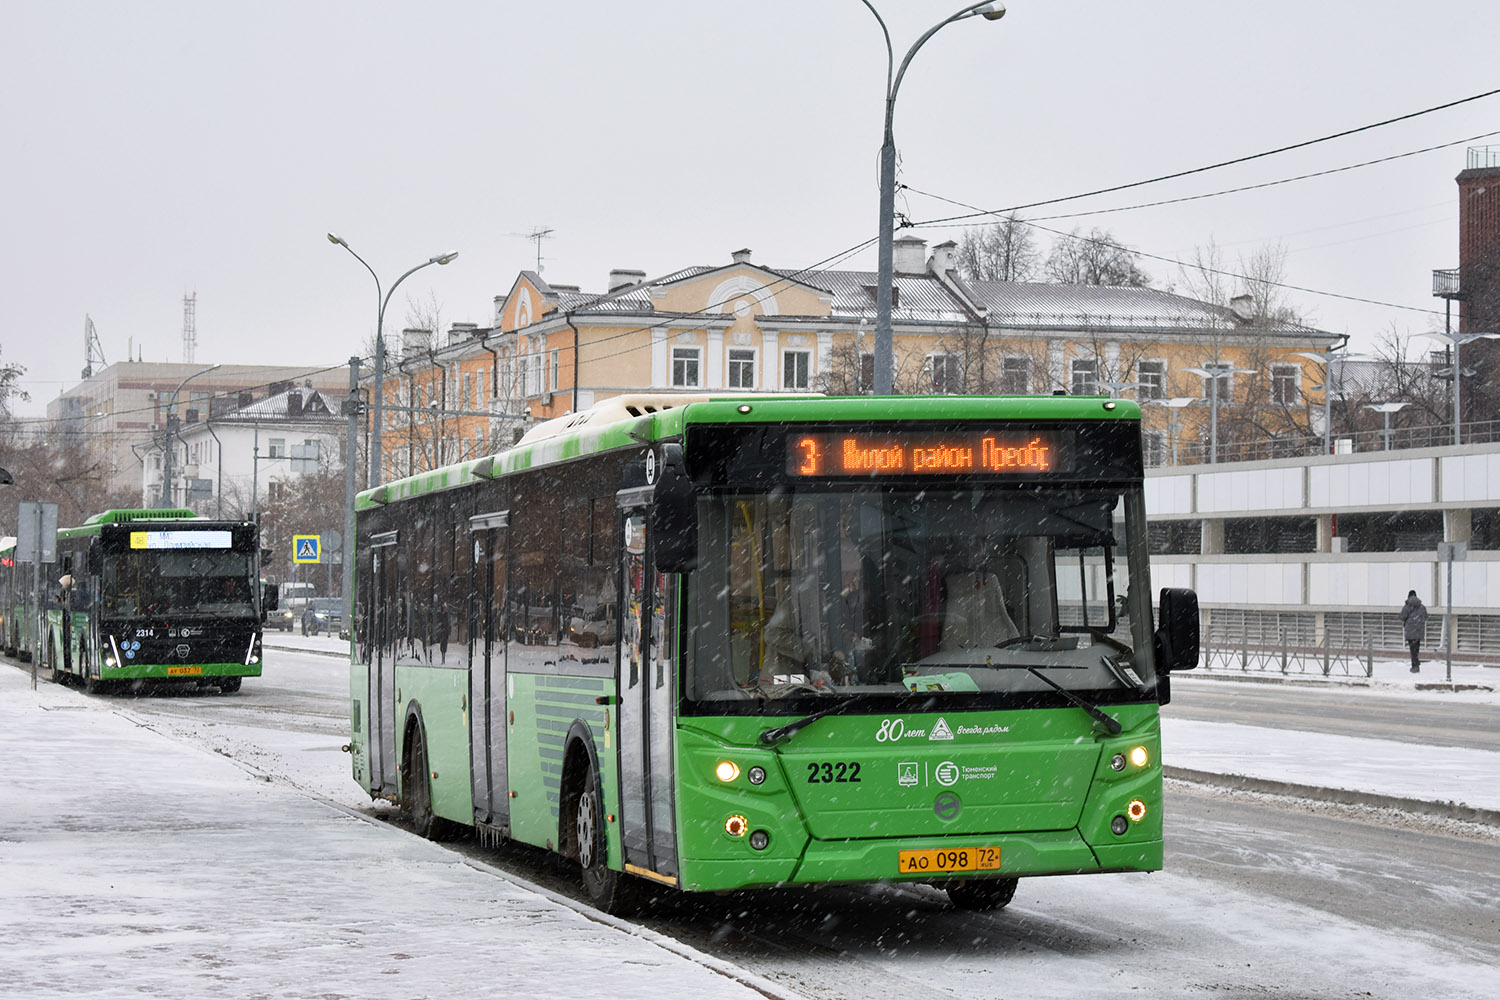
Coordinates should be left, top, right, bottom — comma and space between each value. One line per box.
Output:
651, 446, 698, 574
88, 543, 102, 576
63, 555, 74, 574
263, 583, 280, 612
1154, 587, 1199, 672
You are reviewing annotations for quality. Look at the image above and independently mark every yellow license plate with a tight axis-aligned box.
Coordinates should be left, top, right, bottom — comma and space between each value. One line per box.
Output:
897, 846, 1002, 875
166, 666, 203, 676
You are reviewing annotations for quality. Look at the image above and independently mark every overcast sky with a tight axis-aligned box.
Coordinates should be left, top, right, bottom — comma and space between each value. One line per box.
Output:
5, 1, 1499, 418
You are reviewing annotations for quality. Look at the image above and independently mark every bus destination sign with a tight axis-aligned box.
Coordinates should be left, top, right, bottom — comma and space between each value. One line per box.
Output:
788, 431, 1072, 477
129, 530, 233, 550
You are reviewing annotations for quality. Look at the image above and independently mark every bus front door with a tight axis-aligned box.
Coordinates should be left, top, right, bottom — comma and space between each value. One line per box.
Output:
468, 519, 509, 829
369, 538, 399, 799
617, 508, 678, 883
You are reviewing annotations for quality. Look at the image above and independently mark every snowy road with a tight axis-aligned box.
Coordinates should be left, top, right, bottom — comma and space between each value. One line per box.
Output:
7, 643, 1499, 999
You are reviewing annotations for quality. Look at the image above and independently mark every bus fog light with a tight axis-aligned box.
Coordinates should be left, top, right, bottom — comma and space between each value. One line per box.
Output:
1111, 815, 1128, 836
1110, 753, 1126, 771
747, 766, 766, 785
749, 830, 769, 850
1127, 799, 1147, 822
1130, 746, 1149, 768
725, 815, 748, 837
715, 760, 740, 782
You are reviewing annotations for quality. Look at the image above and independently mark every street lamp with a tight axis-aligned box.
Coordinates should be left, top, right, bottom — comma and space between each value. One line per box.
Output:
1146, 397, 1197, 466
1184, 363, 1254, 464
1097, 379, 1143, 399
1365, 401, 1410, 451
1418, 331, 1500, 446
159, 364, 220, 506
1292, 348, 1350, 456
865, 0, 1005, 395
327, 233, 457, 486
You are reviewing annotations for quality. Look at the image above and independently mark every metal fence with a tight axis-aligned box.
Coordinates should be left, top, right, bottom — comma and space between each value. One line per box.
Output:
1145, 417, 1500, 468
1194, 607, 1500, 677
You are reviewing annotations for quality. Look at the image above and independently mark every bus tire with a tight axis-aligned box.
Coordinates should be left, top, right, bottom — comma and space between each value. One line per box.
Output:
218, 676, 242, 694
570, 754, 639, 916
946, 877, 1018, 911
402, 722, 457, 841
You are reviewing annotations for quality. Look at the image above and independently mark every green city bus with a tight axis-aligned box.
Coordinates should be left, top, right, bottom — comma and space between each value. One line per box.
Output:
41, 509, 265, 693
349, 393, 1199, 913
1, 535, 29, 659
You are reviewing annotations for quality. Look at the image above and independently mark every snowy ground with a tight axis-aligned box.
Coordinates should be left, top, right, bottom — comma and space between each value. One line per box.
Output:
4, 646, 1497, 999
0, 663, 792, 1000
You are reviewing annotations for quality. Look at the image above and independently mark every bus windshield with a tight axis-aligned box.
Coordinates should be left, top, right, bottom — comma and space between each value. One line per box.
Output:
102, 549, 256, 617
687, 486, 1153, 704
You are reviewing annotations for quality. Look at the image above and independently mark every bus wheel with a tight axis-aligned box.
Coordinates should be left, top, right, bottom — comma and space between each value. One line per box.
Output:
946, 877, 1018, 911
573, 758, 638, 915
402, 724, 455, 841
218, 676, 242, 694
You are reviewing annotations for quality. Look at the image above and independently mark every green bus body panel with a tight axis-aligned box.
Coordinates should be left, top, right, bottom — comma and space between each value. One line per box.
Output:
396, 666, 473, 825
350, 659, 371, 788
671, 705, 1163, 892
505, 673, 613, 849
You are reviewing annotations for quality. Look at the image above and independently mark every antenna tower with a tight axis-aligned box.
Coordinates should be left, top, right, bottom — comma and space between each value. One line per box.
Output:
509, 226, 555, 273
82, 314, 108, 380
182, 292, 197, 364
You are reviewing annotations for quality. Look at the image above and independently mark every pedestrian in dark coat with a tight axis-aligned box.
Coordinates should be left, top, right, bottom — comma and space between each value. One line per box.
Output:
1399, 590, 1429, 673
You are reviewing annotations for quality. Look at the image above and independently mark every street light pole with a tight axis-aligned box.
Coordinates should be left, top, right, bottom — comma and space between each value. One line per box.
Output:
327, 234, 457, 486
1291, 347, 1349, 456
1185, 364, 1254, 464
1147, 397, 1197, 466
1366, 401, 1410, 451
864, 0, 1004, 395
1420, 331, 1500, 446
159, 364, 220, 507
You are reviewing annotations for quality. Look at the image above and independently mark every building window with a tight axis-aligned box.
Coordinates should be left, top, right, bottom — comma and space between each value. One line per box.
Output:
728, 348, 756, 389
462, 372, 472, 408
268, 438, 286, 459
1137, 359, 1166, 400
1271, 363, 1300, 404
927, 353, 961, 394
1142, 429, 1167, 467
672, 347, 701, 387
1070, 357, 1099, 396
1000, 356, 1030, 394
858, 353, 875, 395
550, 349, 560, 392
783, 349, 811, 390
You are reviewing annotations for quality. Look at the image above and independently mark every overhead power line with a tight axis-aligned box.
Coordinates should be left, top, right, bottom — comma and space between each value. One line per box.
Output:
913, 87, 1500, 228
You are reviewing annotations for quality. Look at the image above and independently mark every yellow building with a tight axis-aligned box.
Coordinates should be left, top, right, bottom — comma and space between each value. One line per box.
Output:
373, 237, 1337, 479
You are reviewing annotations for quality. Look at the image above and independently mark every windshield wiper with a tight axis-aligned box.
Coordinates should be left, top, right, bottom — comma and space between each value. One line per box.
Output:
1025, 666, 1122, 735
759, 694, 882, 746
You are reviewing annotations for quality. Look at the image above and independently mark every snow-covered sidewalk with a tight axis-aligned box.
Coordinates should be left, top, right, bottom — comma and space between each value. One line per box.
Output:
0, 665, 791, 1000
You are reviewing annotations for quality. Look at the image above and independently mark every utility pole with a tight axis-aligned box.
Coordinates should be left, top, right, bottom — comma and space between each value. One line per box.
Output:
342, 356, 360, 627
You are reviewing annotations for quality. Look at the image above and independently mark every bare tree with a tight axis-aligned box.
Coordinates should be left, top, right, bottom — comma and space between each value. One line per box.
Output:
1045, 228, 1151, 287
956, 214, 1041, 282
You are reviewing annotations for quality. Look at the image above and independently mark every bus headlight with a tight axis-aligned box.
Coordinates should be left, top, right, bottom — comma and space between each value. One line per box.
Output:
1130, 746, 1149, 768
747, 766, 766, 785
1127, 799, 1147, 822
725, 815, 748, 837
715, 760, 740, 782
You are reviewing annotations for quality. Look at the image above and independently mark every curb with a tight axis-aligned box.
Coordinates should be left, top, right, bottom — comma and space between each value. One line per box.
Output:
264, 642, 349, 661
1165, 765, 1500, 828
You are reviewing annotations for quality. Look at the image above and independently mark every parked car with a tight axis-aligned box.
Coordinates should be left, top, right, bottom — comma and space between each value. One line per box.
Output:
567, 602, 617, 648
301, 597, 345, 637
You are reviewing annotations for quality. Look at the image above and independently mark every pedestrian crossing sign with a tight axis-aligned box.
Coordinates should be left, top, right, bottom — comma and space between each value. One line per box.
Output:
293, 535, 321, 564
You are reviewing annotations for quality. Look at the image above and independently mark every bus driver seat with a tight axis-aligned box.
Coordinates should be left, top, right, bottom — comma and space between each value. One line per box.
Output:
940, 569, 1020, 650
